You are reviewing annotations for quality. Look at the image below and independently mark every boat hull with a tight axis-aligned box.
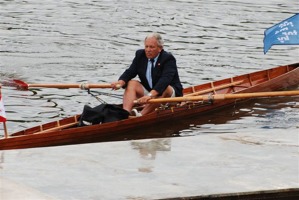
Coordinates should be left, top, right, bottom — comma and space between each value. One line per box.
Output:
1, 63, 299, 150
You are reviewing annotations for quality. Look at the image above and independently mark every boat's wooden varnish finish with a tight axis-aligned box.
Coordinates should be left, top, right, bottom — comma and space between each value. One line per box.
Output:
1, 63, 299, 150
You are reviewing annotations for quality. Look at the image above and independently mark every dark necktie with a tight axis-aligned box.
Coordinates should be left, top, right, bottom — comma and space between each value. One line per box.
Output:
150, 58, 155, 76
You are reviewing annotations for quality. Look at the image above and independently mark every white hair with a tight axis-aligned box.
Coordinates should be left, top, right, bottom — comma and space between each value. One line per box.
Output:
145, 33, 164, 48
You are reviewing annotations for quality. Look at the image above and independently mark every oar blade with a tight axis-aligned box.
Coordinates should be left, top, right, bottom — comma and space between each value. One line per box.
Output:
0, 79, 28, 90
12, 79, 29, 90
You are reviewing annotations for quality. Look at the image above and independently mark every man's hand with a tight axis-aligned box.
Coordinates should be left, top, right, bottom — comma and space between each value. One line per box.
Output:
136, 90, 158, 104
111, 80, 125, 90
136, 95, 152, 104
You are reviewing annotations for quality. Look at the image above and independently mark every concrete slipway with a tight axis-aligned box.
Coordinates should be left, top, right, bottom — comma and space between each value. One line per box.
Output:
0, 129, 298, 200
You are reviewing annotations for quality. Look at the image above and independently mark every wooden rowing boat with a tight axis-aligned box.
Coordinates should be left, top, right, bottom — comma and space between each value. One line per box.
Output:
1, 63, 299, 150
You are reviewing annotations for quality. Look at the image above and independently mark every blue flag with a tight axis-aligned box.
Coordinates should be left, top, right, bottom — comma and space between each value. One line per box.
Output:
263, 13, 299, 54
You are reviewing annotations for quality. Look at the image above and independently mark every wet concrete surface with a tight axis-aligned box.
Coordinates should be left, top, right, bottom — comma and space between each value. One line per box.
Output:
0, 129, 298, 200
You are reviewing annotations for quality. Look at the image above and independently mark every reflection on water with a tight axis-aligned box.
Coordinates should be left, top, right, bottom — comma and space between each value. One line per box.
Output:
132, 139, 171, 160
131, 139, 171, 173
179, 96, 299, 136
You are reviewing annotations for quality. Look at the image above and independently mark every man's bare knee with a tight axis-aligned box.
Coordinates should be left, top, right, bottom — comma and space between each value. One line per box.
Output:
161, 86, 174, 97
127, 80, 139, 85
126, 80, 144, 97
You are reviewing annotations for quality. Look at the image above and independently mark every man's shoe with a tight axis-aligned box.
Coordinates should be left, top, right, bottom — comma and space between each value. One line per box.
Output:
131, 109, 142, 117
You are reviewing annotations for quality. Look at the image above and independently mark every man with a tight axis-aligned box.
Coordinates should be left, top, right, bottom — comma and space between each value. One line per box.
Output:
111, 33, 183, 116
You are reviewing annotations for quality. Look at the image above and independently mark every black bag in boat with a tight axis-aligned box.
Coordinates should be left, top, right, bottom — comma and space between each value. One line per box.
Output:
78, 104, 129, 127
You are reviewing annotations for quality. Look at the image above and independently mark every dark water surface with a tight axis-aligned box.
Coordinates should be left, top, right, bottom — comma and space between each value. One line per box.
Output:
0, 0, 299, 199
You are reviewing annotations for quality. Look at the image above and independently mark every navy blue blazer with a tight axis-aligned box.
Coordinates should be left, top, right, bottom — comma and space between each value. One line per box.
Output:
119, 49, 183, 96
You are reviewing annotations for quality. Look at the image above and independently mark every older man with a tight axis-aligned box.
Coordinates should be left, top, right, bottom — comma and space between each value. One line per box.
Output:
112, 33, 183, 116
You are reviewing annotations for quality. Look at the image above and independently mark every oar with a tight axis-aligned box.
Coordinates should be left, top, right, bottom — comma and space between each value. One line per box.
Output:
137, 90, 299, 104
2, 79, 118, 90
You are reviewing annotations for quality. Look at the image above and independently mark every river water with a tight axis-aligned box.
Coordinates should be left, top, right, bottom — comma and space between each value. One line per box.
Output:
0, 0, 299, 199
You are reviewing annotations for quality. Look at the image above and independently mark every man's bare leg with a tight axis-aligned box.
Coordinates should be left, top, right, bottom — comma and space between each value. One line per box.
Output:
123, 80, 144, 112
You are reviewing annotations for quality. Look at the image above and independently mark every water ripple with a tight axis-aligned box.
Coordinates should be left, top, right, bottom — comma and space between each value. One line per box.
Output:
0, 0, 298, 135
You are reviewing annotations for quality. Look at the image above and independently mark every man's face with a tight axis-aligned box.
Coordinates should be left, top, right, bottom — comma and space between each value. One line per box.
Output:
144, 37, 162, 59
